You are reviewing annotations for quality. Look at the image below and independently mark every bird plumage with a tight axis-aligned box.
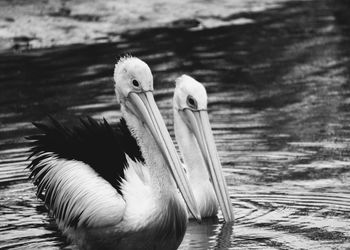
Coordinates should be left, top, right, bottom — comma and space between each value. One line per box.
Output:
28, 117, 188, 250
27, 57, 201, 250
28, 117, 143, 195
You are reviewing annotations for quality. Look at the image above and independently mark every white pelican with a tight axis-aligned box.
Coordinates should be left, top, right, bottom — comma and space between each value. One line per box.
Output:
27, 57, 201, 250
173, 75, 234, 222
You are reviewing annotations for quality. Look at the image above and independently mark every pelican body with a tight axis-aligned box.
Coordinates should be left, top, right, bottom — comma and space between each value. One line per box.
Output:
27, 57, 200, 250
173, 75, 234, 222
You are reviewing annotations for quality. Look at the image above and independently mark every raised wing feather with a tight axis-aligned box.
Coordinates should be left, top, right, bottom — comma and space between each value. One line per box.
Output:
28, 117, 144, 194
32, 155, 126, 228
27, 117, 144, 228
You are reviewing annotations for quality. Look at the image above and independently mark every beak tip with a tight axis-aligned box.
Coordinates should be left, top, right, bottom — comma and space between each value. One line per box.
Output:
194, 213, 202, 223
224, 219, 235, 225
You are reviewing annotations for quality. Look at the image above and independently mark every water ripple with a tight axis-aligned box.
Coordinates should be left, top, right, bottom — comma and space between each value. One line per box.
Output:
1, 0, 350, 249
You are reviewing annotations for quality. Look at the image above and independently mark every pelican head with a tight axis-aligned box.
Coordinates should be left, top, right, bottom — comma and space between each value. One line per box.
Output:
114, 57, 153, 104
113, 58, 201, 221
174, 75, 234, 222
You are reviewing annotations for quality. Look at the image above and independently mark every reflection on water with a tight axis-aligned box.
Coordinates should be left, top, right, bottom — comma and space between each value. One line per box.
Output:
1, 0, 350, 249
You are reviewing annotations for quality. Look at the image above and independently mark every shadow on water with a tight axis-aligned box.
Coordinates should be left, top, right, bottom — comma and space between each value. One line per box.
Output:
1, 0, 350, 249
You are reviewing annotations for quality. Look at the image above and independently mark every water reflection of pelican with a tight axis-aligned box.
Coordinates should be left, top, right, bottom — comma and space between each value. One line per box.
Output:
181, 218, 234, 249
27, 57, 201, 250
173, 75, 234, 222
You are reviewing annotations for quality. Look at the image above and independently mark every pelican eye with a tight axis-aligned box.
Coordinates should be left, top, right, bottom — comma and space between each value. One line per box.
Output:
186, 95, 198, 109
132, 79, 140, 88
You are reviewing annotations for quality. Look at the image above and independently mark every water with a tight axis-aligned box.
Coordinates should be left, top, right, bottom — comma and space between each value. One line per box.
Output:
1, 0, 350, 249
0, 0, 291, 49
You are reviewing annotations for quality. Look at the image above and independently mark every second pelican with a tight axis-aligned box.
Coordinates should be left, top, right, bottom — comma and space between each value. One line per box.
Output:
173, 75, 234, 222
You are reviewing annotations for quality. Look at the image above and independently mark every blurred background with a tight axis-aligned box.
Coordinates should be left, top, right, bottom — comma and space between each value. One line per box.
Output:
1, 0, 302, 50
1, 0, 350, 249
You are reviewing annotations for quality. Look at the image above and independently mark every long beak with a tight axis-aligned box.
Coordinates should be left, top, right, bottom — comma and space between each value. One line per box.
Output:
181, 109, 234, 222
126, 91, 201, 222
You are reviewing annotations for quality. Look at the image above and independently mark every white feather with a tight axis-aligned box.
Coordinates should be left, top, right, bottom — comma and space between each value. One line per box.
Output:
32, 153, 125, 230
119, 156, 158, 231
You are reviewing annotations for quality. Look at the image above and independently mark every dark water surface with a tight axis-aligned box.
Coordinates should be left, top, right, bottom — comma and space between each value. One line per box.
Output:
1, 0, 350, 249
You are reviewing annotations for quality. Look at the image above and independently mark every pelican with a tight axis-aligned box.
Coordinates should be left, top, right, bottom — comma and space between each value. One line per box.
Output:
173, 75, 234, 222
27, 57, 201, 250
